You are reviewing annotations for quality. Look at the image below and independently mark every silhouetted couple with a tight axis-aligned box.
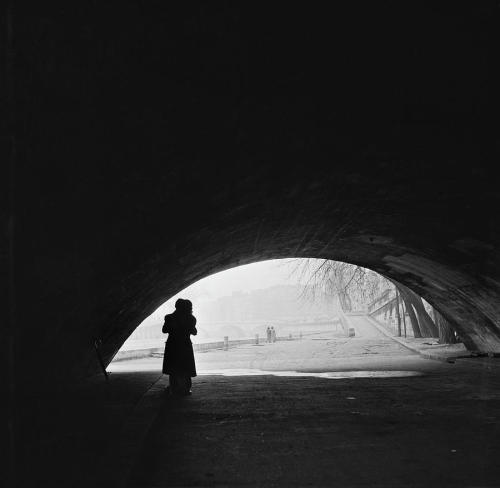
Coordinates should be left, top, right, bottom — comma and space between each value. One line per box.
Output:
162, 298, 197, 396
267, 326, 276, 343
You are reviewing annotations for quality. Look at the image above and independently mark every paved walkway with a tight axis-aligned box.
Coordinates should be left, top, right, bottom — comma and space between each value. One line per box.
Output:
108, 321, 500, 487
110, 327, 441, 376
18, 318, 500, 487
127, 369, 500, 487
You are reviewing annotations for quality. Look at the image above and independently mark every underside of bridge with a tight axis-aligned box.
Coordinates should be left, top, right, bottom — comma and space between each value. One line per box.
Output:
6, 2, 499, 387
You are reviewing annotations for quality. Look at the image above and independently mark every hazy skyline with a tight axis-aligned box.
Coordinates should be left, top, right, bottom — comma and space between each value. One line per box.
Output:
139, 259, 319, 325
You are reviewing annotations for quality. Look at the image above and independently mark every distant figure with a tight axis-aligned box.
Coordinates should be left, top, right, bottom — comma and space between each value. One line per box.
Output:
162, 299, 197, 396
266, 326, 272, 343
271, 326, 276, 343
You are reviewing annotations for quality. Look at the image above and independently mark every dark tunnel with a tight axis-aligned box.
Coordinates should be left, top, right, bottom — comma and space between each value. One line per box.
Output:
4, 2, 500, 486
7, 2, 500, 386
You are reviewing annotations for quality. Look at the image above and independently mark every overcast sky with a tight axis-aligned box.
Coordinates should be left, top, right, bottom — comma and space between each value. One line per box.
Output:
142, 258, 318, 324
187, 259, 302, 297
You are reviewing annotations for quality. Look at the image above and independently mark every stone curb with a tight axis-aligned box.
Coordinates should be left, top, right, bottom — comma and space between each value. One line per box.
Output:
96, 373, 165, 487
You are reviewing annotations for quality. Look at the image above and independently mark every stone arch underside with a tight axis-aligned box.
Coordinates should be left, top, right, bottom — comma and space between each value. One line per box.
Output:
26, 189, 500, 385
11, 2, 500, 385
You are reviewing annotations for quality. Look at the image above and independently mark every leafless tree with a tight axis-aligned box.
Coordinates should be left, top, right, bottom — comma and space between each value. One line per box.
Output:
292, 259, 457, 343
291, 259, 390, 312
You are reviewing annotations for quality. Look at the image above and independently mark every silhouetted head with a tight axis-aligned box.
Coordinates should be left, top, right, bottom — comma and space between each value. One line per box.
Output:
184, 299, 193, 314
175, 298, 193, 314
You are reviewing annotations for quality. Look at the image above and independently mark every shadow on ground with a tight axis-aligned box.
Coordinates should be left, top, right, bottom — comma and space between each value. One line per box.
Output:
128, 367, 500, 487
15, 360, 500, 487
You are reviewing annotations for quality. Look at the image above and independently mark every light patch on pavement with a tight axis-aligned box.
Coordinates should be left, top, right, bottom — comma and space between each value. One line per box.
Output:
198, 369, 423, 379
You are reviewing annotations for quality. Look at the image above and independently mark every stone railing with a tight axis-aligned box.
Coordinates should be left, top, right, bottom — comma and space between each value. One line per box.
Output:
112, 331, 318, 362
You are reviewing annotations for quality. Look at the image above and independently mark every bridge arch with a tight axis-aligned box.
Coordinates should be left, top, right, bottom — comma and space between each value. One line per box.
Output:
99, 234, 499, 367
11, 2, 499, 388
17, 164, 500, 385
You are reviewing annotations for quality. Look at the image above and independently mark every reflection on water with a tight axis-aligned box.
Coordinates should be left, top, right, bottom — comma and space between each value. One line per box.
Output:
198, 369, 423, 379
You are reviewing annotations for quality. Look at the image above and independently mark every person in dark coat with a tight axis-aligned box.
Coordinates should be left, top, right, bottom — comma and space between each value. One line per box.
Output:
271, 326, 276, 343
162, 298, 197, 395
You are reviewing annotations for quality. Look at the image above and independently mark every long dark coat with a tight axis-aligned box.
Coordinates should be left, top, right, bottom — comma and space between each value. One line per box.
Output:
162, 311, 197, 377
